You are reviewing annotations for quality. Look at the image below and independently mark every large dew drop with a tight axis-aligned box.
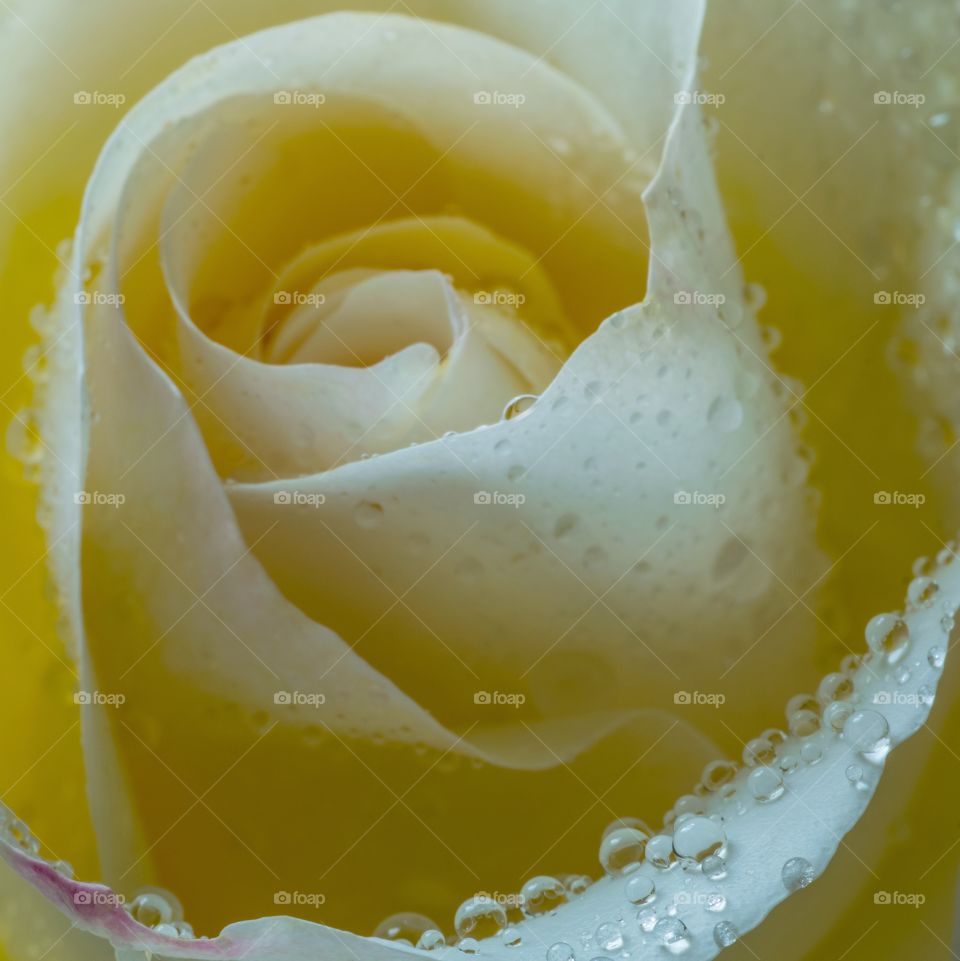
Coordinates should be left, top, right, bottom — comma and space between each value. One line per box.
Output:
654, 917, 690, 955
128, 888, 182, 928
520, 876, 567, 917
843, 710, 891, 761
864, 613, 910, 664
454, 896, 507, 940
594, 921, 625, 952
417, 930, 447, 951
545, 942, 575, 961
748, 766, 784, 803
671, 816, 725, 862
713, 921, 738, 948
624, 874, 656, 904
373, 912, 440, 945
781, 857, 815, 892
599, 826, 649, 875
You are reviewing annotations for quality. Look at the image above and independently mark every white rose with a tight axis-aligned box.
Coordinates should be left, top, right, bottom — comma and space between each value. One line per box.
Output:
0, 3, 955, 961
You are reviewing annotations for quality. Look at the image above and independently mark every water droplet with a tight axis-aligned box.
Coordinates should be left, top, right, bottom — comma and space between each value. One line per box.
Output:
743, 737, 776, 767
818, 672, 854, 704
705, 892, 726, 913
786, 693, 819, 716
625, 874, 656, 904
789, 709, 821, 737
801, 741, 822, 764
7, 820, 39, 856
418, 930, 447, 951
713, 921, 738, 948
374, 913, 439, 945
455, 896, 507, 940
546, 942, 575, 961
599, 826, 649, 875
845, 763, 863, 784
520, 876, 567, 917
654, 917, 689, 954
459, 938, 480, 954
701, 854, 727, 880
603, 816, 652, 838
354, 501, 384, 529
744, 282, 767, 312
907, 577, 939, 608
129, 889, 181, 928
501, 928, 522, 948
561, 874, 591, 897
781, 857, 815, 892
637, 906, 658, 932
700, 759, 738, 792
594, 922, 624, 952
865, 613, 910, 664
6, 408, 43, 469
672, 816, 725, 862
823, 700, 855, 734
707, 396, 743, 432
748, 766, 784, 802
928, 647, 945, 669
503, 394, 538, 420
843, 710, 890, 760
646, 834, 676, 869
762, 326, 782, 351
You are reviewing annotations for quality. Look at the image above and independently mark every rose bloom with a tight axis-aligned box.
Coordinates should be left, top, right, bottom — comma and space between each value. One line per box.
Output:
0, 2, 958, 960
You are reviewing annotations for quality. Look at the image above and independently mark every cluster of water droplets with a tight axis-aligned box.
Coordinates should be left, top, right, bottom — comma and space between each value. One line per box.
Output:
125, 886, 195, 939
366, 544, 955, 959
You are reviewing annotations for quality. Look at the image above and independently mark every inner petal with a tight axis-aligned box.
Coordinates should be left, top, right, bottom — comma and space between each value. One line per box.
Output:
275, 270, 460, 367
